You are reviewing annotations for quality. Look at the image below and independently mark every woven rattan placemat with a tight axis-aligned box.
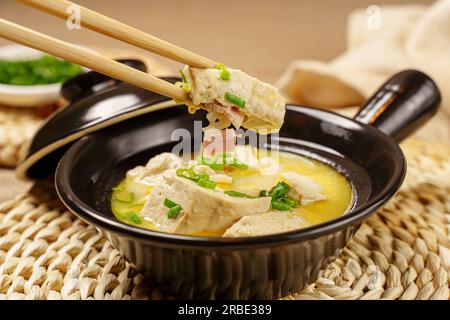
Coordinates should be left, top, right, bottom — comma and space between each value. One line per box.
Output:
0, 106, 43, 168
0, 139, 448, 300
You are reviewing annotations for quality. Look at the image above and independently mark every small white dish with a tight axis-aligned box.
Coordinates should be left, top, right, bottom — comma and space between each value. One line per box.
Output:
0, 44, 65, 108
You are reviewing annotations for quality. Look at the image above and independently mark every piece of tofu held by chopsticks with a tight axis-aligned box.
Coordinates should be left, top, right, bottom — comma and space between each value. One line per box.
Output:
181, 65, 286, 133
6, 1, 286, 133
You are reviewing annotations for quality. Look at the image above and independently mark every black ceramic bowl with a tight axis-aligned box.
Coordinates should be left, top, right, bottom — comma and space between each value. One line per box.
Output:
54, 70, 440, 299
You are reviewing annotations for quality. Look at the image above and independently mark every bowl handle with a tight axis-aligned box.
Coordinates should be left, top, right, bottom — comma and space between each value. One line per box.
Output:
61, 59, 147, 102
354, 70, 441, 142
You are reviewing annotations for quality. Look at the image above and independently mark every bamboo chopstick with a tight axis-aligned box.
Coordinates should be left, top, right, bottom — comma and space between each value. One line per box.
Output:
0, 18, 189, 103
18, 0, 218, 69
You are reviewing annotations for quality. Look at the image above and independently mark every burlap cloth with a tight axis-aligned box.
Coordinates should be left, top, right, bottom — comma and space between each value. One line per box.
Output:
277, 0, 450, 142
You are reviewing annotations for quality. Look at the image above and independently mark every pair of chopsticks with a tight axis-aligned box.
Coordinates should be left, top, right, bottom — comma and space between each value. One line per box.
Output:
0, 0, 218, 103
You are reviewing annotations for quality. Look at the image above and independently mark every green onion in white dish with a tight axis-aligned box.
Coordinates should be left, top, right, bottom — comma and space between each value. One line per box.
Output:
0, 55, 82, 85
0, 44, 84, 107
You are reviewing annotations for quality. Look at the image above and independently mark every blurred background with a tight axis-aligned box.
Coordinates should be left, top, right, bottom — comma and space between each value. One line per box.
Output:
0, 0, 435, 82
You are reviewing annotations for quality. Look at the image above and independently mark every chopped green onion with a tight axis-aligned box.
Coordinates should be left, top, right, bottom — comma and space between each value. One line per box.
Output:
176, 168, 196, 181
198, 177, 217, 189
179, 69, 187, 82
232, 158, 249, 170
281, 197, 299, 208
225, 92, 246, 109
224, 182, 299, 210
225, 181, 298, 211
164, 198, 179, 208
209, 163, 225, 170
224, 190, 256, 198
197, 155, 225, 170
197, 173, 209, 180
168, 205, 182, 219
176, 168, 217, 190
197, 153, 248, 171
176, 69, 191, 92
215, 63, 230, 81
126, 212, 142, 224
176, 168, 197, 181
269, 182, 290, 200
271, 201, 291, 211
220, 69, 230, 81
267, 181, 300, 211
197, 155, 219, 168
215, 152, 238, 166
164, 198, 183, 219
196, 155, 212, 164
224, 156, 236, 165
259, 190, 269, 197
0, 55, 82, 85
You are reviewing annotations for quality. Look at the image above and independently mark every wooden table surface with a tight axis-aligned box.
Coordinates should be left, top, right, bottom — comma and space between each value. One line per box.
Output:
0, 0, 433, 83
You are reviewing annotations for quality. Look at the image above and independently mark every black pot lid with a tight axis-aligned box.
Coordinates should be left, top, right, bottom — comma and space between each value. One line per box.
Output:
16, 59, 180, 180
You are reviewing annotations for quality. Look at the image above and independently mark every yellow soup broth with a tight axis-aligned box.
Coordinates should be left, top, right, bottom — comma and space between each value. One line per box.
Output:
111, 148, 352, 236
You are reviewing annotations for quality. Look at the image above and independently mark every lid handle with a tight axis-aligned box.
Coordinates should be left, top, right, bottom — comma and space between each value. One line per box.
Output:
60, 59, 147, 102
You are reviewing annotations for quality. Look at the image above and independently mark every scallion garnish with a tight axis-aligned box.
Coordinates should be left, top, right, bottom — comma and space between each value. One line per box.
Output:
176, 168, 198, 181
259, 190, 269, 197
197, 177, 217, 189
225, 182, 299, 211
126, 212, 142, 224
269, 182, 290, 200
0, 56, 82, 85
281, 197, 299, 208
176, 168, 217, 190
224, 190, 256, 198
271, 200, 291, 211
176, 69, 191, 92
179, 69, 187, 82
164, 198, 178, 208
196, 155, 224, 170
164, 198, 183, 219
225, 92, 246, 109
196, 153, 248, 170
168, 206, 182, 219
231, 158, 248, 170
268, 182, 299, 211
215, 63, 230, 81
